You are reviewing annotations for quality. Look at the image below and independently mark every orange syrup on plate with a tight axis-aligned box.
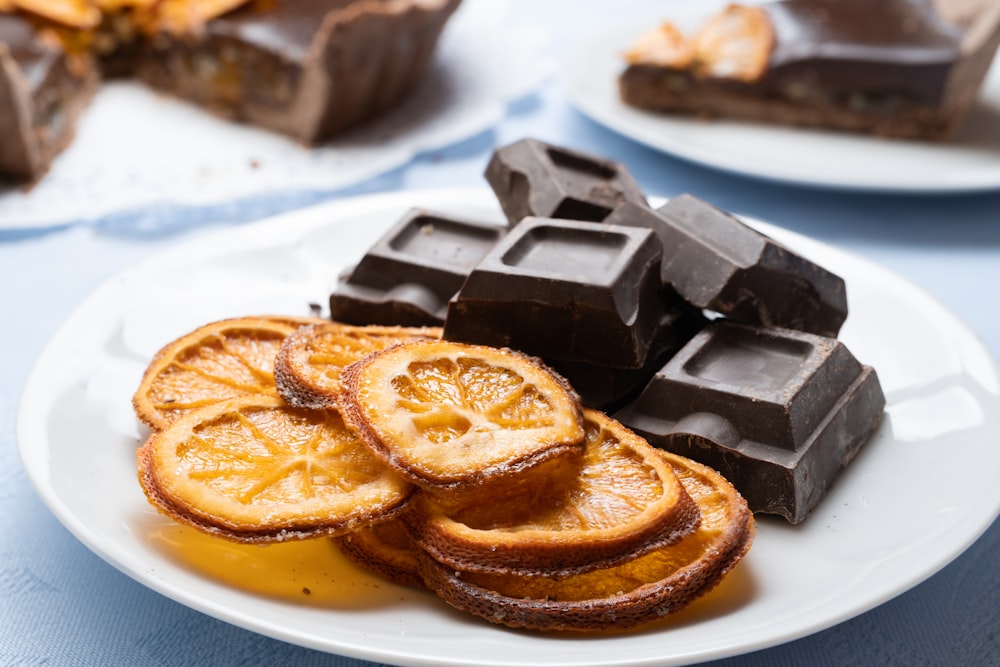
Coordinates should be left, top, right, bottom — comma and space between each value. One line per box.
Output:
144, 520, 412, 608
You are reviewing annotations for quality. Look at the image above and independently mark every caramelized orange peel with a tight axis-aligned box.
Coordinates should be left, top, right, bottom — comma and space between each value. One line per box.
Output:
692, 4, 774, 81
132, 315, 753, 631
132, 315, 326, 431
10, 0, 101, 29
333, 516, 427, 589
338, 339, 586, 490
274, 321, 442, 410
137, 395, 414, 543
406, 410, 700, 577
2, 0, 252, 36
624, 21, 694, 68
625, 4, 775, 82
418, 448, 754, 632
148, 0, 252, 35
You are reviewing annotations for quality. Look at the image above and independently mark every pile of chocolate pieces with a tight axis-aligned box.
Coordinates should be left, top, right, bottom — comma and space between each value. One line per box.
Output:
328, 138, 886, 524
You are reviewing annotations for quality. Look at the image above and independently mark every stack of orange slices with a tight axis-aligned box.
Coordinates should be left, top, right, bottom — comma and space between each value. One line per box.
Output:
133, 315, 754, 632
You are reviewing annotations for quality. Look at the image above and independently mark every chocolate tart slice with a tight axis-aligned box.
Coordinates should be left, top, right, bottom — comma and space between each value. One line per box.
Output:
136, 0, 463, 144
0, 13, 97, 181
619, 0, 1000, 140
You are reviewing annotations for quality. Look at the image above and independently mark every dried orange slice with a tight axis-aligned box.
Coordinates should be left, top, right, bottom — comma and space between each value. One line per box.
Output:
274, 322, 441, 410
339, 339, 585, 490
334, 516, 426, 590
132, 316, 325, 431
692, 4, 774, 82
624, 21, 693, 68
151, 0, 250, 34
12, 0, 101, 30
406, 410, 699, 576
137, 395, 413, 543
418, 449, 753, 632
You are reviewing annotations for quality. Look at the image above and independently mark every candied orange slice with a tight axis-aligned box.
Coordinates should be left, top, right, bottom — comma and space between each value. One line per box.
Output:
407, 410, 699, 576
137, 395, 413, 543
624, 21, 693, 68
339, 340, 585, 490
692, 4, 774, 82
13, 0, 101, 29
334, 516, 426, 590
419, 450, 753, 632
132, 316, 325, 431
142, 0, 250, 34
274, 322, 441, 410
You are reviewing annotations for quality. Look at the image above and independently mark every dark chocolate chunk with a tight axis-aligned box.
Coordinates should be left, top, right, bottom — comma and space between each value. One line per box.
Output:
329, 208, 506, 326
550, 301, 707, 411
0, 14, 97, 181
443, 217, 671, 368
605, 194, 848, 337
484, 138, 648, 226
615, 320, 885, 523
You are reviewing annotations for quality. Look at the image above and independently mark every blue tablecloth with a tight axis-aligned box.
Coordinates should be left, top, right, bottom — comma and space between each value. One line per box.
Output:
2, 1, 998, 665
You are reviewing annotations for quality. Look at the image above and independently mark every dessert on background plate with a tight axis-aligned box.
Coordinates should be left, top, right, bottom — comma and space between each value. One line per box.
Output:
619, 0, 1000, 140
0, 0, 461, 181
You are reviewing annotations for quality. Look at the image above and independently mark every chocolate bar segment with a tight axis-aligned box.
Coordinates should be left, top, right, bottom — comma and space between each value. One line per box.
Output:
605, 194, 848, 337
443, 217, 670, 368
0, 14, 97, 181
549, 301, 707, 411
484, 138, 648, 226
615, 320, 885, 523
329, 208, 506, 327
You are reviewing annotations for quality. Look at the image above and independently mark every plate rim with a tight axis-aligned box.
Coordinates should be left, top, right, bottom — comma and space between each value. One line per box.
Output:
16, 187, 1000, 667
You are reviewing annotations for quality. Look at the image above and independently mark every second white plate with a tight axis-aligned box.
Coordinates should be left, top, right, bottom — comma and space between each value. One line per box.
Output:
562, 12, 1000, 193
17, 188, 1000, 666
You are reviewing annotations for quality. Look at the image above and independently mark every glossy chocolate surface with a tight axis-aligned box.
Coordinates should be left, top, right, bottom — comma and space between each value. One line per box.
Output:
616, 321, 885, 523
764, 0, 963, 102
550, 301, 707, 410
329, 208, 506, 326
605, 195, 848, 337
443, 217, 669, 368
485, 138, 648, 226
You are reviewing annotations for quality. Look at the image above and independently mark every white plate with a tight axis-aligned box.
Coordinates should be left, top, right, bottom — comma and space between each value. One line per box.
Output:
562, 10, 1000, 193
17, 188, 1000, 666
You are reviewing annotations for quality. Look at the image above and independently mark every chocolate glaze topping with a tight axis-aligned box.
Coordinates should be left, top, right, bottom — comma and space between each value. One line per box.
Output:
764, 0, 964, 102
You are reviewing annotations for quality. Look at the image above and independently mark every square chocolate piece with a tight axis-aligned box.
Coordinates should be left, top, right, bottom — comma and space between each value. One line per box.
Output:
443, 217, 671, 368
615, 320, 885, 523
549, 300, 707, 411
485, 138, 648, 225
605, 195, 848, 337
329, 208, 506, 326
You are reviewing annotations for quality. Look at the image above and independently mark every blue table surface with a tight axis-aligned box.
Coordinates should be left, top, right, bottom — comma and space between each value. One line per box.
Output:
2, 1, 998, 665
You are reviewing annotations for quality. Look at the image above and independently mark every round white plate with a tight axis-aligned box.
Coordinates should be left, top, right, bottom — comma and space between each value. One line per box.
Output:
17, 188, 1000, 666
562, 10, 1000, 193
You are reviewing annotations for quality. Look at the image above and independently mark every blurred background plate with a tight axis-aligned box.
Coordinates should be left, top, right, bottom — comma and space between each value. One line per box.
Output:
563, 13, 1000, 194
